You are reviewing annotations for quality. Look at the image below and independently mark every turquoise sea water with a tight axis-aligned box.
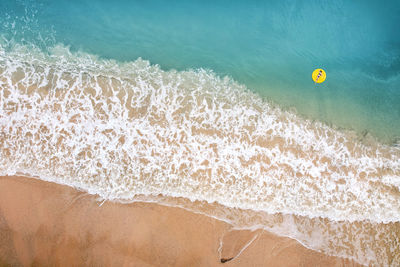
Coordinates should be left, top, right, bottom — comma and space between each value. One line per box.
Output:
1, 0, 399, 143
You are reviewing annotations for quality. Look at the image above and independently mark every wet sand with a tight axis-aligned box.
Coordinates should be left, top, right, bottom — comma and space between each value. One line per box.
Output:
0, 176, 360, 266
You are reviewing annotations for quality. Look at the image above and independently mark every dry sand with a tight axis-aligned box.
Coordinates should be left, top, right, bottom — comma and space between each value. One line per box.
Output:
0, 176, 360, 266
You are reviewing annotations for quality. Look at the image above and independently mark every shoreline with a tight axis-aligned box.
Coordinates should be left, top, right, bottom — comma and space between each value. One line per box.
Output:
0, 176, 360, 266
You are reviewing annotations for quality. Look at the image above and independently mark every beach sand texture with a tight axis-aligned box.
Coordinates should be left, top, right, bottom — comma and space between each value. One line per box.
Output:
0, 176, 361, 266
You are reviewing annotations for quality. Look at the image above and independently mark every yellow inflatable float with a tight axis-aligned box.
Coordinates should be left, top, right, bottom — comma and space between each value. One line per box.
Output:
312, 68, 326, 83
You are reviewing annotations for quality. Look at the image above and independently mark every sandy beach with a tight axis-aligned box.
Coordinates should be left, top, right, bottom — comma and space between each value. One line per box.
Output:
0, 176, 360, 266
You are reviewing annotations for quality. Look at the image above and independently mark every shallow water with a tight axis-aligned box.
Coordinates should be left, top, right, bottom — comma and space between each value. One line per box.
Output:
1, 0, 399, 142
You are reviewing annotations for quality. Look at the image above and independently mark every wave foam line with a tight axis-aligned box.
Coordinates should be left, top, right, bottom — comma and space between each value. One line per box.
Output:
132, 194, 399, 267
0, 43, 400, 226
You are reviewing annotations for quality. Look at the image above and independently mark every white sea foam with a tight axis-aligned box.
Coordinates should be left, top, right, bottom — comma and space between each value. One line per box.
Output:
0, 43, 400, 266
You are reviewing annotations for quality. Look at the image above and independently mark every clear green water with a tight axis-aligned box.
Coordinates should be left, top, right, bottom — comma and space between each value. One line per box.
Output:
1, 0, 399, 143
